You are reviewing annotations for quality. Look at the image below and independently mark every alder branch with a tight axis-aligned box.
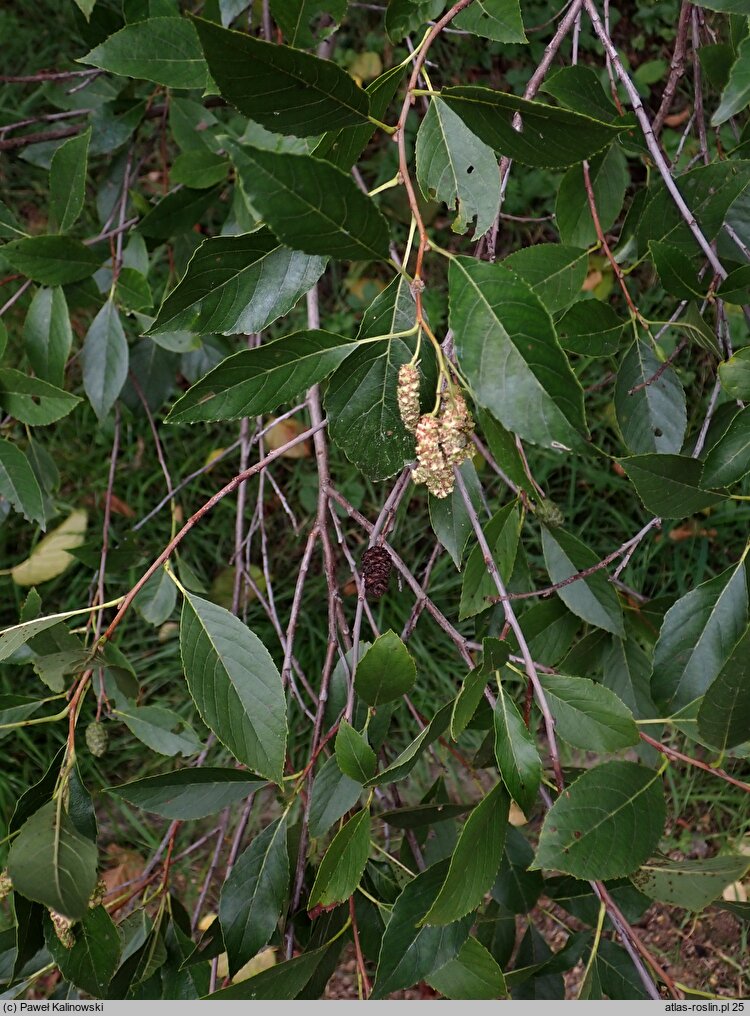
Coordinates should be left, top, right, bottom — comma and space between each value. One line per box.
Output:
489, 517, 661, 603
652, 0, 692, 136
453, 466, 565, 792
99, 419, 326, 645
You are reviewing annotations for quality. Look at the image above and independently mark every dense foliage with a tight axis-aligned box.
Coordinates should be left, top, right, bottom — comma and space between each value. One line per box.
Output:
1, 0, 750, 1001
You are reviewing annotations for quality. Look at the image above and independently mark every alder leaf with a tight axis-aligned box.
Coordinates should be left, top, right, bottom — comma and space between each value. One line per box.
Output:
533, 762, 666, 880
180, 591, 287, 784
193, 15, 369, 136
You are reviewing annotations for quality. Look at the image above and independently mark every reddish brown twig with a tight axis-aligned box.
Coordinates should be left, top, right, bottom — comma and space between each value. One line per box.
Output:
640, 731, 750, 794
652, 1, 692, 136
100, 419, 327, 646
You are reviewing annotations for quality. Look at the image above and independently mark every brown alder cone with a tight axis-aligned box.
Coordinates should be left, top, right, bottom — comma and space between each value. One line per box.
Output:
361, 545, 392, 598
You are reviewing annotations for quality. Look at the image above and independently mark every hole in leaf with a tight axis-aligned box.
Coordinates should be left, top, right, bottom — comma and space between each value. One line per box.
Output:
466, 165, 474, 174
654, 428, 663, 437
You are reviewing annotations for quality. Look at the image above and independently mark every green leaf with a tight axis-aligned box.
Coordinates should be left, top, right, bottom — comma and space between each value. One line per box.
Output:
0, 370, 80, 427
556, 299, 624, 357
503, 244, 588, 315
116, 268, 153, 313
138, 185, 220, 240
556, 146, 627, 248
171, 150, 230, 189
510, 599, 578, 668
620, 453, 728, 517
150, 230, 326, 337
441, 87, 623, 168
23, 287, 73, 387
633, 854, 750, 911
719, 346, 750, 400
379, 803, 472, 829
326, 275, 426, 480
354, 630, 416, 706
385, 0, 444, 43
309, 755, 363, 839
451, 650, 510, 739
649, 240, 706, 300
81, 17, 208, 88
422, 783, 509, 925
614, 340, 686, 455
717, 264, 750, 304
459, 500, 522, 620
0, 439, 45, 528
366, 703, 452, 787
450, 257, 586, 449
713, 34, 750, 124
697, 625, 750, 750
533, 762, 665, 880
542, 66, 618, 123
1, 236, 100, 286
652, 559, 748, 711
114, 702, 202, 757
476, 407, 529, 490
7, 800, 98, 920
415, 97, 500, 240
167, 330, 354, 425
595, 940, 649, 1000
109, 768, 265, 819
538, 675, 639, 752
541, 526, 624, 637
207, 941, 338, 999
49, 128, 91, 233
700, 0, 750, 9
309, 809, 371, 908
0, 696, 43, 741
637, 160, 750, 258
227, 143, 390, 261
335, 721, 376, 783
493, 682, 541, 816
313, 64, 404, 170
219, 815, 289, 976
371, 859, 474, 999
81, 299, 129, 422
427, 936, 507, 999
269, 0, 347, 48
679, 302, 721, 356
453, 0, 525, 42
0, 199, 25, 240
193, 15, 369, 136
604, 636, 657, 721
430, 459, 483, 568
0, 608, 91, 662
181, 592, 287, 784
45, 906, 120, 996
134, 565, 177, 626
701, 405, 750, 487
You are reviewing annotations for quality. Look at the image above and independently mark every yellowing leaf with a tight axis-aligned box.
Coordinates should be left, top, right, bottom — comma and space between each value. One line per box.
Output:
233, 947, 277, 982
12, 509, 87, 586
722, 881, 748, 902
264, 417, 311, 458
349, 52, 383, 83
203, 447, 226, 469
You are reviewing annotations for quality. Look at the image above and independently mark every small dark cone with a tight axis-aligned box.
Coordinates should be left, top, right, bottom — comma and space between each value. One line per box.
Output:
361, 545, 392, 598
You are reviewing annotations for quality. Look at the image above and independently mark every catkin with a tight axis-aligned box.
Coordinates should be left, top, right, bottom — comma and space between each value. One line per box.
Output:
396, 362, 421, 433
411, 389, 474, 498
